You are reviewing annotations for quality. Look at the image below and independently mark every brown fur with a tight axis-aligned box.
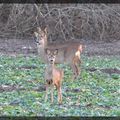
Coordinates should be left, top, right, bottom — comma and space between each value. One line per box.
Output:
44, 49, 64, 104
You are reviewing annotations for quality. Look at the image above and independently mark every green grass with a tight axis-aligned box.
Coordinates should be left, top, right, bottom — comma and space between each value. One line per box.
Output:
0, 55, 120, 116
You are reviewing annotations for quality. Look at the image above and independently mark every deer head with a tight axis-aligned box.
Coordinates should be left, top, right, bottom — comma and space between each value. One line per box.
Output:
34, 27, 48, 46
45, 48, 58, 65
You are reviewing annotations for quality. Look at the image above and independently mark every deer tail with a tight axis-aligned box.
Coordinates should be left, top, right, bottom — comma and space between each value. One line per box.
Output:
78, 45, 83, 53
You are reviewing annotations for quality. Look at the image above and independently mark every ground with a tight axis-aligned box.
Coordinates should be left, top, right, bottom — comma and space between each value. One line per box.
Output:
0, 38, 120, 56
0, 38, 120, 116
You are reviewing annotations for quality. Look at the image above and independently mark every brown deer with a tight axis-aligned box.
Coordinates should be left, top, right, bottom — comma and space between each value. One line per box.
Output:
44, 48, 63, 104
34, 27, 48, 63
34, 27, 83, 79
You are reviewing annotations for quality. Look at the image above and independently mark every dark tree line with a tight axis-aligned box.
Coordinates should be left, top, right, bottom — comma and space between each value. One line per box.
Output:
0, 4, 120, 43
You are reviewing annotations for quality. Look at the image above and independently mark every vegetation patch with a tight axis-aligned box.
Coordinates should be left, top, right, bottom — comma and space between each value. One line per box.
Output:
0, 55, 120, 116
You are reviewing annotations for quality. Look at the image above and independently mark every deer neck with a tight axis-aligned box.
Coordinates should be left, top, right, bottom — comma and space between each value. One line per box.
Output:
47, 63, 55, 69
36, 35, 48, 62
36, 39, 48, 62
43, 35, 48, 47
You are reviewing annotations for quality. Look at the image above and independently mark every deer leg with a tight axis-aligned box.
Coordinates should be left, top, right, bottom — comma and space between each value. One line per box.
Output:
73, 57, 82, 79
57, 86, 62, 104
75, 53, 82, 77
70, 64, 77, 80
70, 64, 75, 80
74, 64, 80, 79
77, 58, 82, 76
50, 84, 54, 103
45, 84, 48, 102
75, 61, 80, 76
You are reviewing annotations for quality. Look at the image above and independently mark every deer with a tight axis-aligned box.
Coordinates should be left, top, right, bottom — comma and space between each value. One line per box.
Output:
34, 27, 48, 63
44, 48, 64, 104
34, 27, 83, 80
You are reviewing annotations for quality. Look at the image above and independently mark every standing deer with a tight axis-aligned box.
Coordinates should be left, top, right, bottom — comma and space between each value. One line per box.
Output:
34, 27, 83, 79
34, 27, 48, 63
44, 48, 63, 104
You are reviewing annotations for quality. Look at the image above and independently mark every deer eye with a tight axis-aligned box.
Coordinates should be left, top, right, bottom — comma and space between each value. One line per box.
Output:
35, 38, 42, 45
35, 38, 40, 44
48, 55, 51, 59
52, 56, 55, 59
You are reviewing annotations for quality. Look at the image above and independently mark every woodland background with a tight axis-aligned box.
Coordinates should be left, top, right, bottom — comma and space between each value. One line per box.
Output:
0, 4, 120, 43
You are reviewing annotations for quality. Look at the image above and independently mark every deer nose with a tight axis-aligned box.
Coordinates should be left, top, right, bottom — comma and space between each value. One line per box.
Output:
50, 59, 53, 62
50, 59, 54, 64
46, 79, 53, 85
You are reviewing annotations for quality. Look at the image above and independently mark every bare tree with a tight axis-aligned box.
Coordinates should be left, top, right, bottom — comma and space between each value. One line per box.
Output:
0, 4, 120, 42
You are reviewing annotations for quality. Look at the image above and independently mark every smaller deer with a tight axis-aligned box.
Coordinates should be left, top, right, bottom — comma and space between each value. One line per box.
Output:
44, 48, 64, 104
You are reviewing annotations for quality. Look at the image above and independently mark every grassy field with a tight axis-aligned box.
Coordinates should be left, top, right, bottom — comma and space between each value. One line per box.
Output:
0, 55, 120, 116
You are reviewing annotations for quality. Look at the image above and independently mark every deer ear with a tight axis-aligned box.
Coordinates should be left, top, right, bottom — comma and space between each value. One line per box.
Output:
54, 49, 58, 55
34, 32, 38, 37
45, 49, 51, 54
37, 27, 42, 33
44, 27, 47, 34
